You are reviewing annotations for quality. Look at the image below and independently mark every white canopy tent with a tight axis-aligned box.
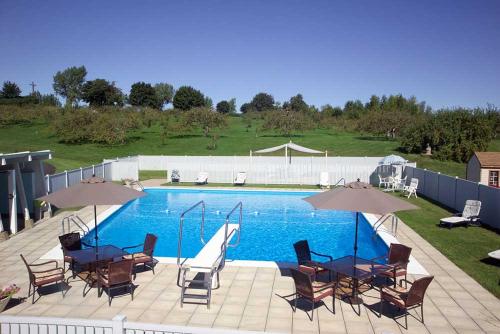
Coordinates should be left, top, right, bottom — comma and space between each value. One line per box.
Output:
251, 141, 326, 164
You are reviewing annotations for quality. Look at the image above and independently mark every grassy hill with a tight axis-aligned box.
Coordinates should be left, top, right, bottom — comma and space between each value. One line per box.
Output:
1, 116, 498, 177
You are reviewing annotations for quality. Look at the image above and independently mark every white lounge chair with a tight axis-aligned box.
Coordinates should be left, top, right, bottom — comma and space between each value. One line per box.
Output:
393, 176, 407, 192
234, 172, 247, 186
403, 178, 418, 198
195, 172, 208, 185
319, 172, 330, 189
439, 200, 481, 228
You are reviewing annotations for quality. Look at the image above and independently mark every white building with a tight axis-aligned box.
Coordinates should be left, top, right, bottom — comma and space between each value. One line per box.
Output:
466, 152, 500, 188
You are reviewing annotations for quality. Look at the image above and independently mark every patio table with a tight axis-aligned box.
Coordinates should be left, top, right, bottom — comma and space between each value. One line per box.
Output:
66, 245, 128, 296
323, 255, 390, 314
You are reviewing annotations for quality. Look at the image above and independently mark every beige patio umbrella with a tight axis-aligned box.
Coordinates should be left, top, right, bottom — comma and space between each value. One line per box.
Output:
303, 179, 418, 260
39, 176, 146, 260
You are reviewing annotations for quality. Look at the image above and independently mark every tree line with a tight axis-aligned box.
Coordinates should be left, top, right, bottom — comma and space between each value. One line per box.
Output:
1, 65, 499, 162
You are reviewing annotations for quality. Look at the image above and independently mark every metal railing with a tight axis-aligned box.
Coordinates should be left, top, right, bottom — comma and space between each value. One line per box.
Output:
176, 200, 205, 267
129, 180, 144, 191
333, 177, 346, 187
225, 201, 242, 248
372, 213, 398, 238
61, 214, 90, 235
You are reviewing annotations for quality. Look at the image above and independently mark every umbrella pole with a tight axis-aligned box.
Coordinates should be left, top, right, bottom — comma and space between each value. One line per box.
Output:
94, 205, 98, 262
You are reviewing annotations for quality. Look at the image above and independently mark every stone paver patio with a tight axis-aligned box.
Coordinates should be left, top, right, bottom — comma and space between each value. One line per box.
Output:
0, 194, 499, 334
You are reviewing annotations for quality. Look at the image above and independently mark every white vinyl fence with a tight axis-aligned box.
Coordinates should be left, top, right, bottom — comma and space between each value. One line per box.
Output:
128, 155, 388, 185
45, 162, 113, 194
0, 315, 274, 334
404, 166, 500, 229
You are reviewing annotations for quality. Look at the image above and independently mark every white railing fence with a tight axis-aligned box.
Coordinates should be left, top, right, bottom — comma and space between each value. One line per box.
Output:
0, 315, 273, 334
45, 162, 114, 194
129, 155, 387, 185
404, 166, 500, 229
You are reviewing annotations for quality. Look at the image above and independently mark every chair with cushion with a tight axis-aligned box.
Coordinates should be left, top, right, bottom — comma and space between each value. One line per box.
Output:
439, 200, 481, 228
372, 243, 412, 287
122, 233, 158, 278
20, 254, 65, 304
97, 259, 134, 306
290, 268, 336, 321
379, 275, 434, 329
293, 240, 332, 281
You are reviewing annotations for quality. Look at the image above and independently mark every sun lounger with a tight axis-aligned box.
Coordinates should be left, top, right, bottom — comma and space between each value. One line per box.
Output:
234, 172, 246, 185
378, 175, 391, 189
195, 172, 208, 185
319, 172, 330, 189
488, 249, 500, 261
402, 178, 418, 198
439, 200, 481, 228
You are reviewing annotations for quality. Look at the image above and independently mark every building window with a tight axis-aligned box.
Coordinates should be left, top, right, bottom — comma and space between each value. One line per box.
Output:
489, 171, 499, 187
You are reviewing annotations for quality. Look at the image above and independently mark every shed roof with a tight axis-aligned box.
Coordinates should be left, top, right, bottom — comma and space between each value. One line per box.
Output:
473, 152, 500, 168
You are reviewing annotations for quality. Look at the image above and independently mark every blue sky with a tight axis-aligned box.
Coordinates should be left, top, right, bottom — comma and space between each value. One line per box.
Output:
1, 0, 499, 109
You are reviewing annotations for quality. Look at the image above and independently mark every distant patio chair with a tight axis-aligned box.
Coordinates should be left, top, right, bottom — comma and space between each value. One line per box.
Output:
393, 176, 407, 192
293, 240, 332, 281
195, 172, 208, 185
378, 175, 391, 189
234, 172, 247, 186
439, 200, 481, 228
319, 172, 330, 189
59, 232, 92, 275
171, 169, 180, 183
290, 268, 336, 321
372, 243, 412, 287
20, 254, 65, 304
403, 178, 418, 198
122, 233, 158, 278
379, 276, 434, 329
97, 259, 134, 306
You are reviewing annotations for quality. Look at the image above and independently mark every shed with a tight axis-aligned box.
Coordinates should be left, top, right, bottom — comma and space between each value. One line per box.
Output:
466, 152, 500, 187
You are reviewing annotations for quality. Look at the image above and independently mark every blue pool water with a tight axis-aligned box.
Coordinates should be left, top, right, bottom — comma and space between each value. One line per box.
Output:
82, 189, 388, 262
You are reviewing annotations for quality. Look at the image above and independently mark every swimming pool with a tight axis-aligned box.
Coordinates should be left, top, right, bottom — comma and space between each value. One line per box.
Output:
82, 188, 388, 262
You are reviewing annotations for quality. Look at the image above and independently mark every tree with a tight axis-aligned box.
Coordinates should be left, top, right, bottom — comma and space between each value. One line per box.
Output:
1, 81, 21, 98
240, 102, 254, 113
182, 107, 227, 137
284, 94, 308, 112
173, 86, 206, 110
262, 108, 314, 137
321, 104, 343, 117
204, 96, 213, 109
154, 83, 174, 109
53, 66, 87, 107
343, 100, 365, 119
129, 82, 157, 108
81, 79, 124, 106
216, 100, 231, 114
228, 98, 237, 113
250, 92, 275, 111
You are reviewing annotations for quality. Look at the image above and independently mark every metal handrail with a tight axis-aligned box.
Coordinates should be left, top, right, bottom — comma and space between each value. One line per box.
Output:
372, 213, 398, 237
61, 214, 90, 235
333, 178, 346, 187
225, 202, 242, 248
177, 200, 205, 267
130, 180, 144, 191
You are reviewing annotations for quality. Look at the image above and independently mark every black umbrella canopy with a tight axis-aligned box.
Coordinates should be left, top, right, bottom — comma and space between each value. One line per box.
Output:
39, 177, 146, 260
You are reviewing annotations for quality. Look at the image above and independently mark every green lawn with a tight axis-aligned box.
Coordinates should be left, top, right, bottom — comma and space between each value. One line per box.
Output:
1, 117, 498, 178
395, 194, 500, 298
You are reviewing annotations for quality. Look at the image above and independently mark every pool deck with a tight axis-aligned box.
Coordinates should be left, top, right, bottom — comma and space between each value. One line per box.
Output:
1, 195, 499, 333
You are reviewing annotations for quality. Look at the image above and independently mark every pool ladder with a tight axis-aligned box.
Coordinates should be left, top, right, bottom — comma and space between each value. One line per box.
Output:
372, 213, 399, 238
176, 201, 242, 308
61, 214, 90, 236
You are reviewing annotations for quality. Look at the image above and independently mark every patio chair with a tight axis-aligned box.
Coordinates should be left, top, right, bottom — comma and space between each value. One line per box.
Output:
97, 259, 134, 306
379, 275, 434, 329
378, 175, 391, 189
122, 233, 158, 278
372, 243, 412, 287
195, 172, 208, 185
439, 200, 481, 228
293, 240, 332, 281
319, 172, 330, 189
290, 268, 336, 321
171, 169, 180, 183
20, 254, 65, 304
393, 176, 407, 192
234, 172, 247, 186
59, 232, 92, 275
403, 178, 418, 198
